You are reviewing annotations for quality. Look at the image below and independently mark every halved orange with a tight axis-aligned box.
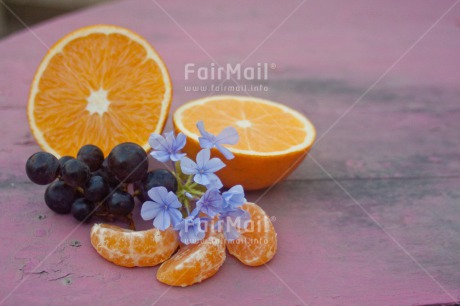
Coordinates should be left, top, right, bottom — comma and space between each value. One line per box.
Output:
156, 230, 226, 287
28, 25, 172, 157
227, 202, 277, 266
90, 223, 179, 267
173, 96, 316, 190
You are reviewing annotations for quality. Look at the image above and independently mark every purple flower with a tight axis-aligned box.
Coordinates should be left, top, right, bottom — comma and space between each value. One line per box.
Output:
192, 188, 223, 217
174, 216, 205, 245
222, 185, 246, 210
141, 186, 183, 230
205, 174, 223, 190
149, 131, 186, 162
216, 208, 250, 241
180, 149, 225, 186
197, 121, 239, 160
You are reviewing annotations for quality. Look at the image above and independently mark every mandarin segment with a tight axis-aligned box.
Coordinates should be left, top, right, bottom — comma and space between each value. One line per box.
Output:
227, 202, 277, 266
90, 223, 179, 267
28, 25, 172, 157
156, 230, 226, 287
173, 96, 316, 189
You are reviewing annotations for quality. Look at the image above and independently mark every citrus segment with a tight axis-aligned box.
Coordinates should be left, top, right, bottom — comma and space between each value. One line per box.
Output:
227, 202, 277, 266
156, 230, 226, 287
90, 223, 178, 267
28, 25, 172, 157
173, 96, 315, 190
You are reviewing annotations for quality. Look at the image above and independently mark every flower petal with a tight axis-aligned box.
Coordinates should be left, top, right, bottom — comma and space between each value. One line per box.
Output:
174, 133, 187, 150
173, 220, 183, 231
229, 208, 251, 228
140, 201, 162, 220
170, 152, 186, 162
180, 217, 206, 244
201, 206, 218, 217
190, 205, 201, 217
166, 192, 182, 209
198, 137, 214, 149
148, 132, 186, 163
153, 209, 170, 230
196, 121, 214, 139
179, 229, 191, 244
222, 185, 246, 209
147, 186, 168, 204
180, 157, 197, 174
216, 126, 239, 145
150, 150, 170, 163
181, 228, 197, 244
223, 222, 241, 241
204, 157, 226, 173
196, 188, 223, 217
164, 131, 175, 147
169, 208, 183, 227
205, 173, 223, 190
193, 173, 210, 186
148, 133, 167, 150
228, 184, 244, 194
193, 220, 205, 241
215, 144, 234, 160
196, 149, 210, 169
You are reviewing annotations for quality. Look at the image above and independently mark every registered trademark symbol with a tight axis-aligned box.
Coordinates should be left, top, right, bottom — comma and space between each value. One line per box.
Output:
270, 216, 276, 222
270, 63, 276, 69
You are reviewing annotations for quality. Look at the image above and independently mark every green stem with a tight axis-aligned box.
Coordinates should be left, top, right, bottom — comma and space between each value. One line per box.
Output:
173, 161, 209, 216
183, 198, 190, 216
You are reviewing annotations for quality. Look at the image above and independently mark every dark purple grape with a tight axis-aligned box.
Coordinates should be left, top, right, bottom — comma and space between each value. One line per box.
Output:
107, 190, 134, 216
94, 158, 120, 187
26, 152, 59, 185
84, 175, 110, 203
71, 198, 94, 222
61, 159, 90, 188
58, 156, 74, 180
107, 142, 148, 183
58, 156, 74, 170
44, 181, 77, 214
138, 169, 177, 202
77, 144, 104, 172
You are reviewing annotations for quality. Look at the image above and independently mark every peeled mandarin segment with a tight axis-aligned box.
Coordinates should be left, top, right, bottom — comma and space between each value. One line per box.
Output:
28, 25, 172, 157
173, 95, 316, 190
156, 230, 226, 287
227, 202, 277, 266
90, 223, 179, 268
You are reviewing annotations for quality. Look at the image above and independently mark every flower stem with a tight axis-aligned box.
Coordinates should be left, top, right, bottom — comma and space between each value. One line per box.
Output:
183, 198, 190, 216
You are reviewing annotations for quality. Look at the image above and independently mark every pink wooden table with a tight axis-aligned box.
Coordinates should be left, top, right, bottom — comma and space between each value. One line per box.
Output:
1, 0, 460, 305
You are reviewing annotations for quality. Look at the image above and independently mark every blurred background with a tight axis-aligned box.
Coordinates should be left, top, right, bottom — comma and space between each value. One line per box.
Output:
0, 0, 111, 38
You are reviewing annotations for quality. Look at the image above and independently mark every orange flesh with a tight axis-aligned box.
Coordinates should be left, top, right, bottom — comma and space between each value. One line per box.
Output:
90, 223, 179, 267
156, 230, 226, 287
32, 30, 169, 157
179, 98, 308, 152
227, 202, 277, 266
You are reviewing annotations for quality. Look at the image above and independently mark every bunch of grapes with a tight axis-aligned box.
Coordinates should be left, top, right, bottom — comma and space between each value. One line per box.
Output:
25, 143, 178, 228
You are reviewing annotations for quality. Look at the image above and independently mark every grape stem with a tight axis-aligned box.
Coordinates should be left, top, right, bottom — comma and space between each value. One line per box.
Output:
93, 205, 136, 230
